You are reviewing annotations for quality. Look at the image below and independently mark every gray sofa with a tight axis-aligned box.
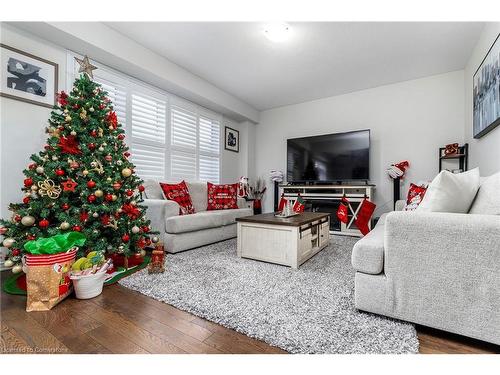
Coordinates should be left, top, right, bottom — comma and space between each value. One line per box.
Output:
143, 180, 253, 253
352, 200, 500, 346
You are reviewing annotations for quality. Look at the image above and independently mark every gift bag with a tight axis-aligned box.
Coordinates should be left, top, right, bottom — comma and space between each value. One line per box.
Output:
24, 232, 86, 311
25, 249, 77, 311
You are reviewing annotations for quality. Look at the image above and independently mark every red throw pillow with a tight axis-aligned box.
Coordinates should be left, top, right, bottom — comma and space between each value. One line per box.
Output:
403, 183, 428, 211
160, 181, 195, 215
207, 182, 239, 210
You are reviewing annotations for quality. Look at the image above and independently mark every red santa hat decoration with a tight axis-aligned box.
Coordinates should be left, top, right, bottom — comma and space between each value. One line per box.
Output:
387, 160, 409, 179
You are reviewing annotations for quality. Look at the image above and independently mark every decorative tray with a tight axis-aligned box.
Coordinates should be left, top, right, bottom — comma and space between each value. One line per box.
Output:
274, 212, 300, 218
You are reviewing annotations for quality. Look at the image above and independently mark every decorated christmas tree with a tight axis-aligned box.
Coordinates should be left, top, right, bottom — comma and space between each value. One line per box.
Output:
0, 56, 154, 272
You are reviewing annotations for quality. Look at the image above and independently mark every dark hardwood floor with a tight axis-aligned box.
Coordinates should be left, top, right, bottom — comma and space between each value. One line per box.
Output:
1, 275, 498, 354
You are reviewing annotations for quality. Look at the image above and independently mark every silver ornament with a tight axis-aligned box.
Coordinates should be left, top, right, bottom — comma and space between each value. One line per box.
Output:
131, 225, 140, 234
36, 166, 45, 174
152, 236, 159, 243
12, 264, 23, 274
52, 155, 58, 161
4, 259, 14, 268
2, 238, 15, 248
60, 222, 70, 230
93, 212, 99, 218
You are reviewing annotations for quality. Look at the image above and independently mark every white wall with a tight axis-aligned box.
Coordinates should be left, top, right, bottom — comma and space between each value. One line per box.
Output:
464, 23, 500, 176
0, 24, 68, 219
220, 119, 255, 183
255, 71, 466, 214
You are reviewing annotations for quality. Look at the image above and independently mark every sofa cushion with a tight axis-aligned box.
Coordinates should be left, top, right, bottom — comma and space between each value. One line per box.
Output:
207, 182, 239, 210
160, 180, 195, 215
417, 168, 480, 213
185, 181, 208, 213
351, 213, 387, 275
165, 208, 252, 234
469, 171, 500, 215
143, 179, 164, 200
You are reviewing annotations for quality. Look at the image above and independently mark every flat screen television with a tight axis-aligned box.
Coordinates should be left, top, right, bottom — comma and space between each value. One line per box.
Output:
286, 130, 370, 183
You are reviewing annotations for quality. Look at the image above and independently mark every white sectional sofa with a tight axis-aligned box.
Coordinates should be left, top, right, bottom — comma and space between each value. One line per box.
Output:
352, 173, 500, 345
143, 180, 253, 253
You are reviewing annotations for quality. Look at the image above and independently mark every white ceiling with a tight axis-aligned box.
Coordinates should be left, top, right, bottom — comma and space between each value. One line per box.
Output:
106, 22, 484, 111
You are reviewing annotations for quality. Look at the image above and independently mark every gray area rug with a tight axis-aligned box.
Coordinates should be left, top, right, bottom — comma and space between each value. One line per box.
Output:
119, 236, 419, 354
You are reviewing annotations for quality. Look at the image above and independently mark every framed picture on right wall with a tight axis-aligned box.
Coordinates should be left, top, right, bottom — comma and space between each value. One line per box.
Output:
473, 33, 500, 139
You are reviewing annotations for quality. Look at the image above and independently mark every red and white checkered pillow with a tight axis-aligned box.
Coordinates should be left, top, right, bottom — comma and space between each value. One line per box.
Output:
160, 180, 195, 215
207, 182, 239, 210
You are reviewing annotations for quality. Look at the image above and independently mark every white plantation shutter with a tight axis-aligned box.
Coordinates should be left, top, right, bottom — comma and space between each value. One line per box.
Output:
68, 52, 221, 183
130, 93, 167, 180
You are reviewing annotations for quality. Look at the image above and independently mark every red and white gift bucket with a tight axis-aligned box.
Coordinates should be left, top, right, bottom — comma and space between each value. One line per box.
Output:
24, 248, 77, 311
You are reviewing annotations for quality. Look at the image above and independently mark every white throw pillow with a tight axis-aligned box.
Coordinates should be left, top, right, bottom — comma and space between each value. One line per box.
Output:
469, 171, 500, 215
143, 179, 165, 200
417, 168, 480, 213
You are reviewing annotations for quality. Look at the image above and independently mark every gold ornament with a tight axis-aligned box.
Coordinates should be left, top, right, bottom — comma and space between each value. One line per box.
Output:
36, 166, 45, 174
21, 216, 35, 226
48, 127, 61, 139
74, 55, 98, 79
111, 194, 117, 201
60, 222, 70, 230
12, 264, 23, 274
4, 259, 14, 268
65, 115, 72, 122
91, 160, 104, 175
82, 170, 89, 176
140, 249, 146, 257
98, 128, 104, 137
3, 238, 15, 248
121, 168, 132, 177
80, 109, 87, 120
37, 179, 62, 199
95, 189, 104, 198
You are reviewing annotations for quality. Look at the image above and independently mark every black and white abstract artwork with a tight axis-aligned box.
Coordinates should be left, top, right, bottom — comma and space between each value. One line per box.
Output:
224, 126, 240, 152
1, 44, 57, 108
473, 34, 500, 138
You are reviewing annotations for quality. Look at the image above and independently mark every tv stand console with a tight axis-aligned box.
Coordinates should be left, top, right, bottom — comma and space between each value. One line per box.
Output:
279, 183, 375, 237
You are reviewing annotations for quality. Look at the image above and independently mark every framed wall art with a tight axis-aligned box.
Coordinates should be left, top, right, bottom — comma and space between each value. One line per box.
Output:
224, 126, 240, 153
473, 33, 500, 138
0, 44, 58, 108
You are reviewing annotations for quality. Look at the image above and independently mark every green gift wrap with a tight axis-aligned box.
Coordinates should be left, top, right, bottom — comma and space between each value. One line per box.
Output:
24, 232, 86, 255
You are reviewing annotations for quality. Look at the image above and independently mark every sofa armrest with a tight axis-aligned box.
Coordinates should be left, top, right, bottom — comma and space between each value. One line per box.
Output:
394, 200, 406, 211
237, 197, 248, 209
143, 199, 180, 233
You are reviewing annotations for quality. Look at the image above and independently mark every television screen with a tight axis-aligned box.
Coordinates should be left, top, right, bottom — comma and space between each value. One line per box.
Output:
287, 130, 370, 182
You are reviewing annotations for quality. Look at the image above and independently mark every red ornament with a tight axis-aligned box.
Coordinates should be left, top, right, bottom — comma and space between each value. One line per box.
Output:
27, 234, 36, 240
23, 196, 30, 204
44, 145, 52, 151
70, 161, 80, 169
72, 225, 82, 232
99, 104, 106, 110
136, 237, 146, 249
123, 152, 131, 158
28, 163, 37, 170
88, 143, 96, 151
142, 226, 150, 233
106, 111, 118, 129
113, 182, 122, 190
61, 203, 70, 210
11, 249, 21, 257
138, 185, 145, 192
58, 135, 81, 155
57, 91, 68, 106
39, 219, 49, 228
87, 194, 97, 203
122, 203, 140, 219
105, 194, 114, 202
73, 104, 79, 110
61, 178, 78, 192
126, 190, 133, 197
0, 227, 7, 235
80, 211, 89, 222
55, 169, 65, 176
87, 180, 96, 188
117, 134, 125, 140
90, 130, 98, 137
58, 126, 65, 131
24, 178, 33, 187
14, 214, 22, 222
105, 155, 113, 162
122, 234, 130, 242
101, 215, 110, 226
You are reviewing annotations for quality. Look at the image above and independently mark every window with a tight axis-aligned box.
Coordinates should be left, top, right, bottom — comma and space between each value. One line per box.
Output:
68, 53, 221, 183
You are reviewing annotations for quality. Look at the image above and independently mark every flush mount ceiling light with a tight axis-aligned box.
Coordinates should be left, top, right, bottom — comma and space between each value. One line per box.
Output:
263, 22, 291, 42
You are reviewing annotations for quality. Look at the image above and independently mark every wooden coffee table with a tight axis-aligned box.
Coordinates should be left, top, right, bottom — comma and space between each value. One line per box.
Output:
236, 212, 330, 268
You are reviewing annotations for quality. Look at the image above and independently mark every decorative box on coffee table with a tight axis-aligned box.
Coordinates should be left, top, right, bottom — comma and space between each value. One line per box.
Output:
236, 212, 330, 269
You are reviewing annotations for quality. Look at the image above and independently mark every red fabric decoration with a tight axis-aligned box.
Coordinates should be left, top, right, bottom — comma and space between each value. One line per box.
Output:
278, 193, 287, 211
337, 196, 349, 224
61, 178, 78, 192
57, 91, 68, 106
293, 193, 305, 213
106, 111, 118, 129
160, 181, 195, 215
58, 135, 81, 155
122, 203, 141, 219
79, 211, 89, 222
355, 198, 376, 236
207, 182, 239, 210
403, 183, 427, 211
